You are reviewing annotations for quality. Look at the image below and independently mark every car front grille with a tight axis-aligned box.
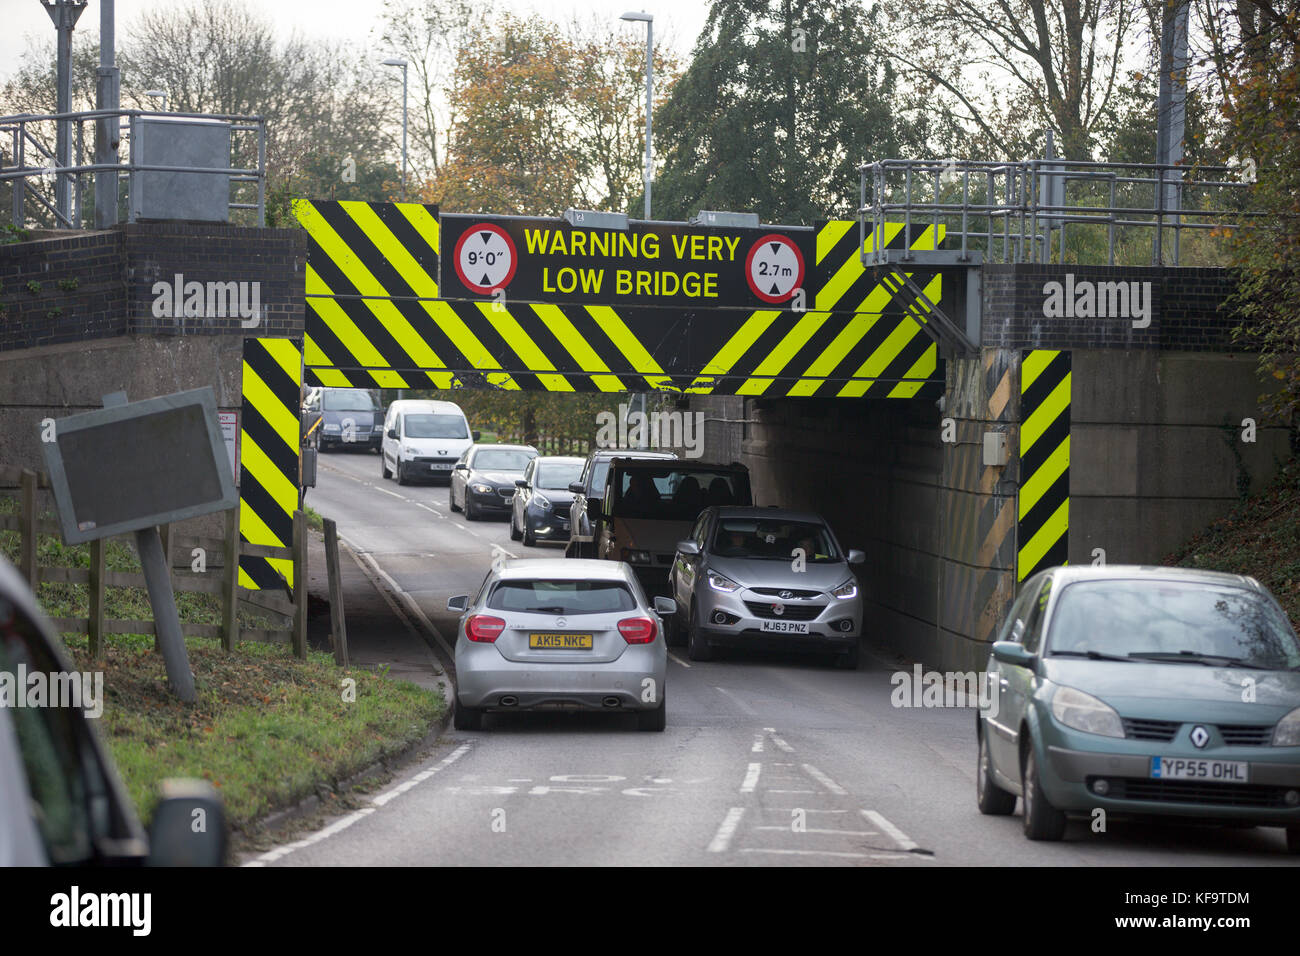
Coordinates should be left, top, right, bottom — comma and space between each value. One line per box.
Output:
497, 488, 514, 499
744, 601, 825, 621
413, 457, 457, 464
750, 587, 821, 599
1102, 777, 1291, 809
1122, 718, 1181, 742
1217, 724, 1274, 746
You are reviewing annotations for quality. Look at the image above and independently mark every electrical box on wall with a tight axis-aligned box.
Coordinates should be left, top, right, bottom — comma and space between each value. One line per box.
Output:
131, 116, 231, 222
983, 431, 1008, 467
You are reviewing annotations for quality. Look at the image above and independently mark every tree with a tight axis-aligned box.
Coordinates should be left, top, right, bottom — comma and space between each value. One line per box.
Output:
650, 0, 915, 225
879, 0, 1148, 161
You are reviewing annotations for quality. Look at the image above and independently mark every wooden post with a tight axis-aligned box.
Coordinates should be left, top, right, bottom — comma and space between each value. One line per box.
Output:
88, 538, 105, 660
292, 510, 307, 659
19, 469, 37, 590
323, 518, 348, 667
221, 506, 240, 652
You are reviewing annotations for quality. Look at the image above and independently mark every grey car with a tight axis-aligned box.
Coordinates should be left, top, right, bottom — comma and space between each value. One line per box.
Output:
511, 455, 585, 546
304, 386, 383, 452
449, 443, 538, 520
669, 506, 865, 668
448, 558, 674, 731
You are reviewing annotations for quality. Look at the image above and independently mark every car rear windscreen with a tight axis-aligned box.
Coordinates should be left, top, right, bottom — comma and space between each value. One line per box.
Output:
615, 468, 750, 519
323, 389, 377, 412
488, 580, 636, 615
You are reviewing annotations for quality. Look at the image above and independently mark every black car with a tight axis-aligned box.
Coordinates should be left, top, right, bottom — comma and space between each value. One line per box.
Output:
564, 448, 677, 558
511, 455, 585, 546
304, 387, 383, 452
449, 443, 539, 521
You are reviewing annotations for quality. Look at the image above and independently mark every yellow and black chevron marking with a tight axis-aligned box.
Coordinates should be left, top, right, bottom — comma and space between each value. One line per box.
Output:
239, 337, 302, 591
297, 202, 950, 398
1017, 349, 1071, 581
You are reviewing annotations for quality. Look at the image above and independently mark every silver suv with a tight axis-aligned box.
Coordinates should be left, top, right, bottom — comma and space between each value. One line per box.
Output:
669, 507, 865, 668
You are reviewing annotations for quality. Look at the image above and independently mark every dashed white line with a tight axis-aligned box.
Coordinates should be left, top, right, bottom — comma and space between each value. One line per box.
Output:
246, 743, 472, 865
861, 809, 919, 851
769, 734, 795, 753
714, 685, 757, 715
667, 651, 691, 668
740, 762, 762, 793
751, 733, 764, 753
802, 763, 848, 796
707, 807, 746, 853
755, 827, 881, 837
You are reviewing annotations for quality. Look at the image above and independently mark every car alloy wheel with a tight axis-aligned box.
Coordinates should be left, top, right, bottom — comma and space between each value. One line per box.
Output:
1021, 744, 1066, 840
976, 731, 1016, 815
687, 602, 714, 662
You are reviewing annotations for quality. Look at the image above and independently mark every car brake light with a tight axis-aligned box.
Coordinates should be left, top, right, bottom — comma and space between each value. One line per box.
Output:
617, 616, 657, 644
467, 615, 506, 642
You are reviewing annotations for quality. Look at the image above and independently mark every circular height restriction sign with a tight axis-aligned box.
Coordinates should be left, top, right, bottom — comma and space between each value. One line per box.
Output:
745, 234, 805, 304
453, 223, 518, 295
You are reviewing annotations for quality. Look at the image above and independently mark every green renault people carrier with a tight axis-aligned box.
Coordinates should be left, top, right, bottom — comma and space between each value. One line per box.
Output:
977, 565, 1300, 851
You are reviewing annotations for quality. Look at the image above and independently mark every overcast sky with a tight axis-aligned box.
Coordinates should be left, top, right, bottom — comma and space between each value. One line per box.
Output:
1, 0, 710, 84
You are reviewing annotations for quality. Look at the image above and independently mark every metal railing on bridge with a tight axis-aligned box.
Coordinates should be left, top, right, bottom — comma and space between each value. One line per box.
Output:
859, 157, 1265, 268
1, 108, 266, 230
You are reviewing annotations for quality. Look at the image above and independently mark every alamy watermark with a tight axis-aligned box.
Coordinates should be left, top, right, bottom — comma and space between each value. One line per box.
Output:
1042, 273, 1152, 328
0, 665, 104, 718
890, 664, 998, 717
151, 273, 262, 327
595, 402, 704, 458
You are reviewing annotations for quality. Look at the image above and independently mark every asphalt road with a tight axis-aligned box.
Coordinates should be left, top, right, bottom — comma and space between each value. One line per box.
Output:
244, 449, 1298, 866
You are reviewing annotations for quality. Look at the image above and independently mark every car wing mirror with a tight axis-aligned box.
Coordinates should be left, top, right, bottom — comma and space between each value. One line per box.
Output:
847, 549, 865, 565
569, 482, 584, 494
146, 779, 227, 867
515, 479, 528, 488
677, 540, 700, 556
447, 595, 469, 613
472, 430, 481, 441
991, 641, 1036, 669
654, 596, 677, 617
387, 428, 398, 439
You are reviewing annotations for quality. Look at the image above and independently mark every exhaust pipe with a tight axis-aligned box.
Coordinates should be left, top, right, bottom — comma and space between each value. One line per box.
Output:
499, 695, 518, 707
602, 696, 621, 708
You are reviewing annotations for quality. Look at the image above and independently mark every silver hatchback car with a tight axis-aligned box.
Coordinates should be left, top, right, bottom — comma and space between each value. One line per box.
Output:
447, 558, 673, 731
669, 507, 865, 667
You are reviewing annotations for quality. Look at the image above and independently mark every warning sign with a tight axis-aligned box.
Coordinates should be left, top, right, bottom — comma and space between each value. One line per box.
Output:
452, 222, 517, 294
745, 234, 805, 304
439, 213, 813, 309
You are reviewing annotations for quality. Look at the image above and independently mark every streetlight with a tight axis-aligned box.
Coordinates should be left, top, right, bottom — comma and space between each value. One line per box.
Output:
620, 11, 653, 220
144, 89, 167, 112
381, 57, 408, 200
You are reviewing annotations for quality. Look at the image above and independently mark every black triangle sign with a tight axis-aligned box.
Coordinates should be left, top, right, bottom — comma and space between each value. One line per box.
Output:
769, 282, 780, 294
480, 273, 492, 285
479, 231, 492, 244
769, 242, 781, 254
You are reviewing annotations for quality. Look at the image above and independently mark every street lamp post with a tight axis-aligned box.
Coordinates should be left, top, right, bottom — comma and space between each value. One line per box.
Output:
144, 89, 167, 112
382, 57, 408, 201
620, 11, 653, 220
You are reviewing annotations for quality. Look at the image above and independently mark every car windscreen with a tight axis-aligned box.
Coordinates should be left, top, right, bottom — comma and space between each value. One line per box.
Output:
323, 389, 377, 412
712, 518, 840, 562
404, 413, 468, 439
537, 462, 584, 490
1048, 580, 1300, 670
487, 579, 637, 615
473, 449, 535, 471
614, 468, 747, 519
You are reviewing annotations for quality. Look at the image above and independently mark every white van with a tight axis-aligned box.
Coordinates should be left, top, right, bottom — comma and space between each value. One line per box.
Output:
381, 400, 478, 485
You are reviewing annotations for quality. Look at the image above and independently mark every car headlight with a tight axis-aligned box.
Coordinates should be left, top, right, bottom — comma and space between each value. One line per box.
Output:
323, 423, 340, 432
471, 483, 493, 494
1273, 707, 1300, 746
1050, 686, 1125, 738
534, 493, 552, 510
622, 549, 651, 564
707, 570, 740, 593
831, 578, 858, 600
403, 446, 419, 456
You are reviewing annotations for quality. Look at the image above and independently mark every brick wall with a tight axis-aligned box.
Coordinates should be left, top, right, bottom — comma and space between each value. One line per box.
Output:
982, 264, 1241, 351
0, 223, 305, 350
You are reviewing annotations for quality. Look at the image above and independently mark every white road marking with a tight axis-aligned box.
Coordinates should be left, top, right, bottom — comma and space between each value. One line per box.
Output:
769, 733, 795, 753
767, 789, 816, 794
376, 487, 405, 499
861, 809, 919, 851
802, 763, 848, 796
755, 827, 881, 836
740, 762, 762, 793
714, 684, 757, 715
751, 733, 764, 753
667, 651, 691, 668
247, 743, 472, 865
738, 848, 880, 859
707, 807, 746, 853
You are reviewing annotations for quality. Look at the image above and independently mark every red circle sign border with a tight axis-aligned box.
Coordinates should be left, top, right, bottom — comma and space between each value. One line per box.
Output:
744, 233, 806, 305
453, 222, 518, 295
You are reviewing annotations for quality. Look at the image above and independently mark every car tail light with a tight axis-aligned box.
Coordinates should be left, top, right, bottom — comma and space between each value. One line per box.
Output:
618, 616, 657, 644
466, 615, 506, 643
